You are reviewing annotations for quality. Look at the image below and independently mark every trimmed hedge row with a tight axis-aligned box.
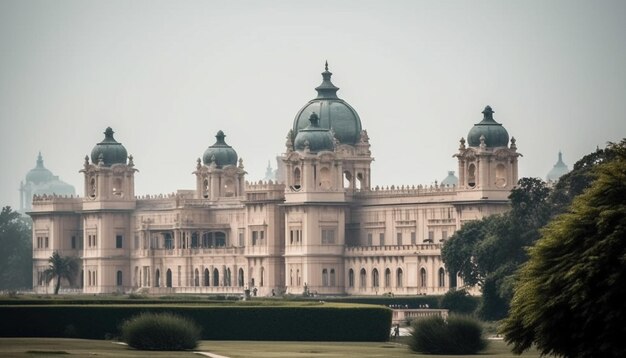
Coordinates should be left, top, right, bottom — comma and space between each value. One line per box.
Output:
297, 295, 442, 309
0, 304, 391, 341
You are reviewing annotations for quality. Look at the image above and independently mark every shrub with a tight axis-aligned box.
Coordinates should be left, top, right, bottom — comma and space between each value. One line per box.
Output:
439, 289, 479, 315
410, 315, 487, 354
120, 312, 200, 350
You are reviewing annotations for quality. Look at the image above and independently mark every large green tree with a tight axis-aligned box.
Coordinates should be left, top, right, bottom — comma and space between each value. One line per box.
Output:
441, 177, 551, 320
501, 141, 626, 357
0, 206, 32, 290
44, 251, 79, 295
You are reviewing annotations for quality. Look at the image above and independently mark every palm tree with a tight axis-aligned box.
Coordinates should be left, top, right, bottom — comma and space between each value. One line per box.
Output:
44, 251, 79, 295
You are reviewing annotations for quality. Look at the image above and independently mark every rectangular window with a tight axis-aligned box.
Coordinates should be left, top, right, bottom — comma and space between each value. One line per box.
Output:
379, 233, 385, 246
442, 231, 448, 242
71, 236, 76, 249
396, 232, 402, 246
45, 237, 49, 248
427, 231, 434, 243
321, 229, 335, 244
411, 232, 416, 245
239, 232, 244, 247
367, 233, 373, 246
252, 231, 258, 246
116, 235, 123, 249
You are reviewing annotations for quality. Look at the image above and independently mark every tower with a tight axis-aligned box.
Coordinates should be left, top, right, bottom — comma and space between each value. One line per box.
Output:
455, 106, 520, 199
194, 130, 246, 200
79, 127, 136, 293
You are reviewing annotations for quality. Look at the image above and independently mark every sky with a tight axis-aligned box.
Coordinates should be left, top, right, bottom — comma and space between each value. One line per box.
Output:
1, 0, 625, 209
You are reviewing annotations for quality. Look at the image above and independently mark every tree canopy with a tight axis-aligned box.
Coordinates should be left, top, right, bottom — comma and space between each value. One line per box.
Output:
44, 251, 79, 295
501, 141, 626, 357
0, 206, 32, 290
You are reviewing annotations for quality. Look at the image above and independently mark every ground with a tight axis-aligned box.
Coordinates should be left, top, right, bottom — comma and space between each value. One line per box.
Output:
0, 338, 540, 357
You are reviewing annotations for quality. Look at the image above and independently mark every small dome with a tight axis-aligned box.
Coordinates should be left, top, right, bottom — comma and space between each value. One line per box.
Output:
293, 62, 362, 145
90, 127, 128, 166
467, 106, 510, 147
202, 130, 238, 167
26, 152, 54, 185
546, 151, 570, 182
294, 113, 335, 152
441, 171, 459, 187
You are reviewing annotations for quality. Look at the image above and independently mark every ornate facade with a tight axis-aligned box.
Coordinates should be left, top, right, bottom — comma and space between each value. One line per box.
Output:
30, 64, 520, 296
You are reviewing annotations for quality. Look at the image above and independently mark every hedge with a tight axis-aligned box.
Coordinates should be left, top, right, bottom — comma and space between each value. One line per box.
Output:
0, 304, 391, 341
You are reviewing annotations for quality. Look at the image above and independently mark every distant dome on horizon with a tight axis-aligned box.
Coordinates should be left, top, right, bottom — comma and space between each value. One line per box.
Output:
546, 151, 570, 182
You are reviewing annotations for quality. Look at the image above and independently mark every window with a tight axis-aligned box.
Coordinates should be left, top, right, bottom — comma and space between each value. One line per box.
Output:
348, 269, 355, 288
397, 268, 404, 288
372, 269, 379, 288
116, 235, 123, 249
213, 268, 219, 286
239, 231, 244, 247
441, 231, 448, 242
427, 231, 434, 243
367, 233, 373, 246
290, 269, 294, 286
468, 163, 476, 188
322, 269, 329, 286
116, 270, 123, 286
330, 269, 336, 286
420, 268, 427, 287
379, 233, 384, 246
293, 167, 301, 190
194, 269, 199, 287
45, 236, 49, 248
411, 232, 416, 245
495, 163, 507, 187
204, 269, 210, 286
260, 267, 264, 287
359, 269, 366, 288
166, 269, 172, 288
396, 233, 402, 246
321, 229, 335, 244
252, 230, 265, 246
438, 268, 446, 287
71, 236, 76, 249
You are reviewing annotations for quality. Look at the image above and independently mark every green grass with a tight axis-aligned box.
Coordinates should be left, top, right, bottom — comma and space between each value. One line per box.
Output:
0, 338, 540, 357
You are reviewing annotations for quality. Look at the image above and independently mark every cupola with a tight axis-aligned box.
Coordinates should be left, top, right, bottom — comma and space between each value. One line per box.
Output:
202, 130, 238, 168
294, 113, 335, 152
90, 127, 128, 166
467, 106, 510, 148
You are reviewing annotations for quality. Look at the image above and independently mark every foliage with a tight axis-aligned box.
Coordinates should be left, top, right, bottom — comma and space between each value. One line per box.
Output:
501, 140, 626, 357
121, 312, 200, 350
409, 314, 487, 354
44, 252, 79, 295
438, 289, 478, 315
0, 303, 392, 341
0, 207, 32, 290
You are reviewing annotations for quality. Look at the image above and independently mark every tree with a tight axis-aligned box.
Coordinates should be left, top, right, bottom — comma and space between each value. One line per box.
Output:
441, 178, 551, 320
44, 251, 79, 295
501, 141, 626, 357
0, 206, 32, 290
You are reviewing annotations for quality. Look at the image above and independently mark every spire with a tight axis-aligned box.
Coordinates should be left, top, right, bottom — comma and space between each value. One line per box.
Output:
315, 61, 340, 99
481, 105, 496, 122
36, 151, 44, 168
558, 151, 564, 164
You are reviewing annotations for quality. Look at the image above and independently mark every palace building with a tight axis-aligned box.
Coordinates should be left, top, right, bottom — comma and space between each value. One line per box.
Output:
29, 64, 520, 296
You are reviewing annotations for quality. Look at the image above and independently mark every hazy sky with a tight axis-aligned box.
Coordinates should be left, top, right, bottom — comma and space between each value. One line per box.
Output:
1, 0, 625, 209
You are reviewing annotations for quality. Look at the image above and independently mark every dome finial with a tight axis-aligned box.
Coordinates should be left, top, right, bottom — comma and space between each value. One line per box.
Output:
104, 127, 115, 139
36, 151, 44, 168
325, 60, 329, 72
482, 105, 495, 121
215, 130, 226, 144
315, 62, 339, 99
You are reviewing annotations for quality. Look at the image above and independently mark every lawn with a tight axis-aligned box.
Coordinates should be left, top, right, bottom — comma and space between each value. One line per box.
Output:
0, 338, 540, 357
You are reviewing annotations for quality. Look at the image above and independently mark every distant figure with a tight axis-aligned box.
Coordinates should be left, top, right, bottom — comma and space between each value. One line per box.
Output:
393, 324, 400, 339
253, 287, 258, 296
271, 289, 275, 296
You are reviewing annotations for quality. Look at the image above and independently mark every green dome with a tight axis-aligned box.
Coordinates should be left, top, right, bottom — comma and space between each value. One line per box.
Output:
546, 151, 569, 182
90, 127, 128, 166
294, 113, 335, 152
25, 152, 54, 185
467, 106, 510, 147
441, 171, 459, 187
203, 130, 238, 167
293, 63, 362, 145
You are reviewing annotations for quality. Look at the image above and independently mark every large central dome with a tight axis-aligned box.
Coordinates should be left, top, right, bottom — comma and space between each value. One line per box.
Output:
292, 63, 362, 145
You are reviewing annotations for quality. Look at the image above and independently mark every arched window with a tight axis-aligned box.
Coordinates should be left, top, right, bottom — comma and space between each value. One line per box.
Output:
194, 269, 199, 287
238, 268, 244, 287
468, 164, 476, 188
330, 269, 336, 286
348, 269, 354, 288
438, 268, 446, 287
343, 171, 352, 189
225, 268, 232, 286
224, 179, 235, 197
260, 267, 265, 287
213, 268, 219, 286
290, 269, 294, 286
372, 269, 379, 288
356, 172, 363, 190
397, 268, 404, 288
203, 178, 209, 199
89, 177, 96, 199
155, 269, 161, 288
293, 167, 301, 190
116, 270, 123, 286
296, 269, 301, 286
166, 269, 172, 288
495, 163, 507, 187
113, 178, 123, 196
384, 268, 391, 288
359, 268, 366, 288
322, 269, 328, 286
204, 268, 210, 286
420, 268, 427, 288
